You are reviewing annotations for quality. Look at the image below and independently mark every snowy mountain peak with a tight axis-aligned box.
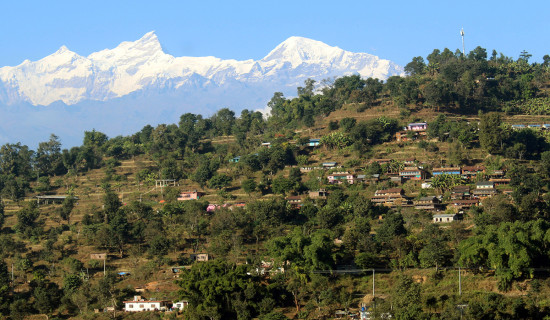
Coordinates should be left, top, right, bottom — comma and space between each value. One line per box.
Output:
88, 31, 165, 64
47, 45, 79, 58
280, 36, 336, 51
39, 45, 82, 66
131, 31, 163, 52
262, 36, 344, 65
56, 45, 70, 53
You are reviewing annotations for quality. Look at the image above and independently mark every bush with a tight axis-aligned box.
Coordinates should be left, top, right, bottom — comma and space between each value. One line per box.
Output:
63, 257, 84, 273
260, 312, 290, 320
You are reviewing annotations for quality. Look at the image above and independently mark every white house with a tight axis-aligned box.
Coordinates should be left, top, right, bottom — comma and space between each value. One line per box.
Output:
171, 300, 189, 311
123, 296, 171, 312
433, 213, 461, 223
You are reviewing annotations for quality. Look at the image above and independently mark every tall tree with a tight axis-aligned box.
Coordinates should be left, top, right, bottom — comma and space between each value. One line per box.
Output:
404, 56, 426, 75
15, 201, 42, 239
392, 275, 426, 320
36, 134, 63, 176
479, 112, 505, 154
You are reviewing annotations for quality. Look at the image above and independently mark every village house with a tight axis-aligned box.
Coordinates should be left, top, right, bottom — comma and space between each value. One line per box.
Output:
309, 189, 328, 199
322, 162, 338, 169
432, 167, 461, 176
399, 166, 426, 180
389, 173, 404, 185
371, 159, 392, 165
354, 174, 367, 184
472, 181, 497, 199
177, 191, 204, 201
395, 131, 415, 142
490, 170, 506, 178
433, 213, 462, 223
450, 199, 479, 211
308, 139, 321, 147
476, 181, 495, 189
229, 156, 241, 163
261, 142, 271, 148
472, 189, 498, 199
206, 203, 230, 212
232, 202, 246, 209
124, 296, 171, 312
489, 178, 511, 186
190, 253, 209, 262
451, 185, 471, 200
404, 158, 416, 166
372, 188, 408, 207
396, 123, 429, 141
327, 172, 355, 184
406, 122, 428, 131
461, 166, 485, 179
171, 300, 189, 311
414, 196, 444, 211
36, 195, 79, 205
155, 179, 176, 188
286, 195, 303, 208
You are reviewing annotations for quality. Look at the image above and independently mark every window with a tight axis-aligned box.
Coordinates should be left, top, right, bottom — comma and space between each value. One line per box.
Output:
129, 304, 133, 308
139, 304, 144, 309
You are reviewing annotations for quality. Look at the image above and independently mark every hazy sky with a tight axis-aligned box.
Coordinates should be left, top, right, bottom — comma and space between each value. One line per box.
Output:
1, 0, 549, 67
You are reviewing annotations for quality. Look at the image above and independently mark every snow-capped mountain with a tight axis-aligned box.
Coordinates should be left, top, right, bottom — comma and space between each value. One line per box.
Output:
0, 32, 403, 107
0, 32, 403, 147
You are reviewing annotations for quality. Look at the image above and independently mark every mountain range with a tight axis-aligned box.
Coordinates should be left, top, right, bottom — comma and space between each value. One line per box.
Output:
0, 32, 403, 147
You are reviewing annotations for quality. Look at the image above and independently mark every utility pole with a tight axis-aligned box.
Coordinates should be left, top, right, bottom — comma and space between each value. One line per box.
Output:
372, 269, 375, 297
458, 267, 462, 296
461, 28, 465, 57
372, 269, 376, 313
457, 304, 468, 320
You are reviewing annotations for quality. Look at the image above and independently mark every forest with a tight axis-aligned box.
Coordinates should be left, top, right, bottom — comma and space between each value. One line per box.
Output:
0, 46, 550, 320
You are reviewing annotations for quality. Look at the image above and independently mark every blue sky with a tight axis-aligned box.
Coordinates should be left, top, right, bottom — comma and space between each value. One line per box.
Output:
1, 0, 549, 67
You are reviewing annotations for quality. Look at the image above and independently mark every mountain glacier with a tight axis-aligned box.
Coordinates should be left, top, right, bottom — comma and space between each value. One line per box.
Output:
0, 32, 403, 147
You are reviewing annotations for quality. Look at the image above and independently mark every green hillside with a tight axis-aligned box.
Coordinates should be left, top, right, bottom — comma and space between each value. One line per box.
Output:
1, 47, 550, 320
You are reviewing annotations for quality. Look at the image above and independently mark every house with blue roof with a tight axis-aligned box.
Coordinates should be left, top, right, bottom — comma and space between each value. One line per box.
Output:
308, 139, 321, 147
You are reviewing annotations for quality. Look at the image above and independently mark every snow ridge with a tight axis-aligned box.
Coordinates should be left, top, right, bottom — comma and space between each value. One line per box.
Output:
0, 32, 404, 106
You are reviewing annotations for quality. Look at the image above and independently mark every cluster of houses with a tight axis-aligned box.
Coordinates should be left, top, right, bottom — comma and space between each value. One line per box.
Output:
285, 162, 510, 224
175, 122, 512, 226
510, 123, 550, 130
394, 121, 550, 143
398, 165, 509, 185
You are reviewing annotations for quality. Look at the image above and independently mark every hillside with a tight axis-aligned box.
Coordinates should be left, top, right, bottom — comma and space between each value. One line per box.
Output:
1, 47, 550, 320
